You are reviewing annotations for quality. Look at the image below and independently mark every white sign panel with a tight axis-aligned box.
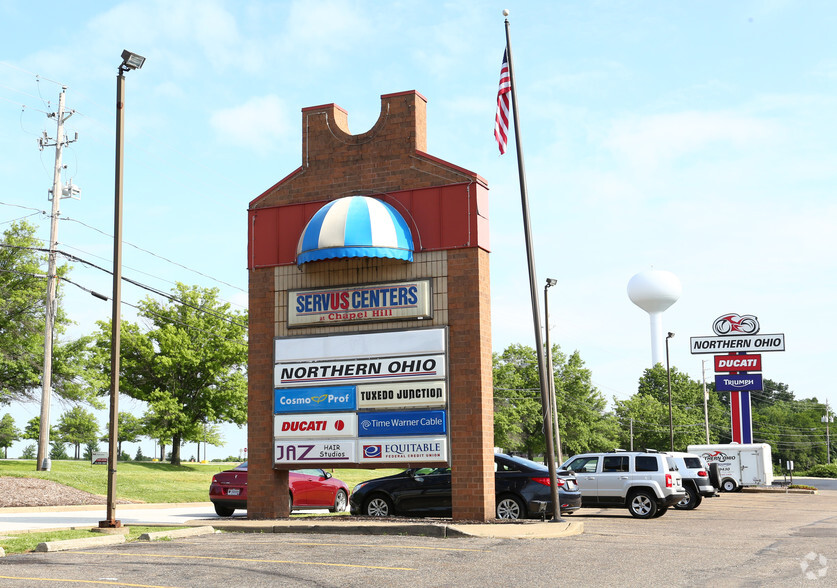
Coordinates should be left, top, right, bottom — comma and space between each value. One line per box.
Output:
274, 412, 357, 438
275, 354, 446, 387
91, 451, 108, 465
274, 440, 356, 464
358, 436, 448, 463
275, 327, 446, 362
690, 333, 785, 354
357, 381, 447, 409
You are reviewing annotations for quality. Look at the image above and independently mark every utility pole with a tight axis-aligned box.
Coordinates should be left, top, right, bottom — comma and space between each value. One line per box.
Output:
702, 360, 710, 444
824, 403, 833, 465
36, 87, 77, 472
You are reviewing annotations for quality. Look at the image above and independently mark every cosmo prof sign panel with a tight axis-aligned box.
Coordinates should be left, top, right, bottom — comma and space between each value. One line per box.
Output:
357, 410, 446, 437
274, 412, 357, 438
690, 334, 785, 354
275, 440, 356, 464
358, 436, 448, 463
288, 280, 432, 327
274, 386, 356, 413
357, 381, 447, 409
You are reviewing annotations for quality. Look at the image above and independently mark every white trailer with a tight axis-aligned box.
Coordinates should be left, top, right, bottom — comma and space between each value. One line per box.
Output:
686, 443, 774, 491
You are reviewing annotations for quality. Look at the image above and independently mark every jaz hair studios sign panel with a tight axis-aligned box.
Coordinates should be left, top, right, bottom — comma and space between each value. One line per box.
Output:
273, 328, 449, 466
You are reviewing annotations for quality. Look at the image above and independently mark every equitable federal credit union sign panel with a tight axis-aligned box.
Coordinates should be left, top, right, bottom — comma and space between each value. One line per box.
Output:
274, 412, 358, 438
690, 334, 785, 354
357, 381, 447, 409
359, 436, 448, 463
275, 440, 356, 464
274, 386, 356, 413
288, 280, 432, 327
357, 410, 446, 437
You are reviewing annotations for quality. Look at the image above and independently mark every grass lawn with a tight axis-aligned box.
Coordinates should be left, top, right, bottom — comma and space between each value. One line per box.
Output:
0, 460, 403, 504
0, 526, 183, 556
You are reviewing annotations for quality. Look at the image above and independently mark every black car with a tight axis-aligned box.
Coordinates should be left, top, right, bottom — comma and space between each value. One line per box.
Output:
349, 453, 582, 519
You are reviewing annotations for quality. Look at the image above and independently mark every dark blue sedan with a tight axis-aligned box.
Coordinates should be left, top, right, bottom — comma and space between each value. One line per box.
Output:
349, 453, 581, 519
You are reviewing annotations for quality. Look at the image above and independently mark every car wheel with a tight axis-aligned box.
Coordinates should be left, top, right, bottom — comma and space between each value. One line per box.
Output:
652, 505, 668, 518
330, 489, 348, 513
496, 495, 525, 520
708, 463, 722, 490
675, 486, 699, 510
627, 490, 658, 519
721, 478, 738, 492
213, 503, 235, 517
364, 494, 393, 517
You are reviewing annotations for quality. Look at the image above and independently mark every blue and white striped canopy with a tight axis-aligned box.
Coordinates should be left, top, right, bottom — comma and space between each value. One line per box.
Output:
296, 196, 414, 265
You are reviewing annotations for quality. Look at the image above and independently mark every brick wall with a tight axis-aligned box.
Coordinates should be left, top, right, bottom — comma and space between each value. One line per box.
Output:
247, 91, 495, 521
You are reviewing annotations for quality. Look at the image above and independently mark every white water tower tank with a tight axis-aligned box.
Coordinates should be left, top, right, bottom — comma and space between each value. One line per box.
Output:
627, 269, 681, 365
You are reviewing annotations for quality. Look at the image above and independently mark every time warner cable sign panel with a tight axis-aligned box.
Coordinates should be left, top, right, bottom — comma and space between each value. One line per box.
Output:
288, 279, 432, 327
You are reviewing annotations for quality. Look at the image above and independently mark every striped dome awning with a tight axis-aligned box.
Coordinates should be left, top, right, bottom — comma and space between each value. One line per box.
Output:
296, 196, 414, 265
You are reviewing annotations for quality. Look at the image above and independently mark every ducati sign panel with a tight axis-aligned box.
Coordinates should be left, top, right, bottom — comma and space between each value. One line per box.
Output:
715, 374, 763, 391
357, 381, 447, 409
714, 354, 762, 372
274, 412, 357, 438
274, 440, 356, 464
288, 280, 432, 326
690, 334, 785, 354
358, 436, 448, 463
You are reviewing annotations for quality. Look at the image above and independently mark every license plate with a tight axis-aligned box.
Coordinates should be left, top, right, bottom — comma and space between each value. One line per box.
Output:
227, 488, 240, 496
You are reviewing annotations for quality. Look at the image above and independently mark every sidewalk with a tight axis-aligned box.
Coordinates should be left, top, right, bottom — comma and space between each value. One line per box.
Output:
0, 503, 583, 539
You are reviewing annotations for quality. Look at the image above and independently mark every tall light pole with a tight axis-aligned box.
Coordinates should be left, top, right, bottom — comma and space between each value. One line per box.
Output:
666, 332, 675, 452
701, 359, 710, 444
544, 278, 562, 465
100, 49, 145, 530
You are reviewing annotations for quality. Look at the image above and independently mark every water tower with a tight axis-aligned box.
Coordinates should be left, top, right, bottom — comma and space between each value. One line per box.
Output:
627, 269, 682, 365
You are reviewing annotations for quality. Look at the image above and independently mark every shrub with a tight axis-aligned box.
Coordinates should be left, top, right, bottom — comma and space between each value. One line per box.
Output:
807, 463, 837, 478
20, 444, 36, 459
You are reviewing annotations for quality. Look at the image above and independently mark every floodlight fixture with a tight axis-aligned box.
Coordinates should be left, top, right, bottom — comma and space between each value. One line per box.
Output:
120, 50, 146, 72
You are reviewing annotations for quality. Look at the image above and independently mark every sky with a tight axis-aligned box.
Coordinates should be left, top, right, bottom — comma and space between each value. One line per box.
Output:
1, 0, 836, 462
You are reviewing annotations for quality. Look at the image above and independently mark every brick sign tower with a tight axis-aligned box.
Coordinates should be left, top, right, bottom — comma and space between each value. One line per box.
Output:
247, 91, 495, 521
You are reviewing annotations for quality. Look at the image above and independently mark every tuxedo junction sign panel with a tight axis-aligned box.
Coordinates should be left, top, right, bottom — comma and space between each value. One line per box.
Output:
273, 327, 449, 466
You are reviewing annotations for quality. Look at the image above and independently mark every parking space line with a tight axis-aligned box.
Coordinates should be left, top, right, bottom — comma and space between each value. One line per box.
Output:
69, 550, 416, 571
0, 576, 179, 588
247, 540, 490, 552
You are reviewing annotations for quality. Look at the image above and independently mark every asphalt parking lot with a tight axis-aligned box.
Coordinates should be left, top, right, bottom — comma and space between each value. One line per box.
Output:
1, 490, 835, 587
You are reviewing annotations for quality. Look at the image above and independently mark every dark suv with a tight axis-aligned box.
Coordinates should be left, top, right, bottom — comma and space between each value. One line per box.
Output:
561, 450, 685, 518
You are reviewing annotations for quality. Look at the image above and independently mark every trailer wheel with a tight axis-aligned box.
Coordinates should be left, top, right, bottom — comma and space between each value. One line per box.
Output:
721, 478, 738, 492
708, 463, 722, 490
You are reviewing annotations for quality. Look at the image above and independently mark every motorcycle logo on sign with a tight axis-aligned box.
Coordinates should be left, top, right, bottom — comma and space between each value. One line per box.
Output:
712, 313, 760, 336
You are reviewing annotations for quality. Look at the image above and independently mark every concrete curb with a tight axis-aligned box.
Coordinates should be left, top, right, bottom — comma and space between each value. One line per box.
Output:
0, 502, 214, 514
35, 534, 125, 552
138, 526, 216, 541
199, 518, 584, 539
744, 487, 817, 494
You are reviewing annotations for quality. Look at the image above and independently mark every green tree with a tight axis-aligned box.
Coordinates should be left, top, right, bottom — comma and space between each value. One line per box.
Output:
186, 422, 224, 461
0, 221, 103, 407
83, 441, 100, 461
49, 438, 68, 460
101, 412, 145, 457
90, 284, 248, 465
614, 364, 726, 451
493, 343, 617, 460
23, 416, 57, 441
20, 444, 35, 459
0, 413, 21, 458
56, 406, 99, 459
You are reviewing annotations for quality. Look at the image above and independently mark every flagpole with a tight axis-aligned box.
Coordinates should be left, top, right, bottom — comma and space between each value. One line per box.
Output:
502, 12, 562, 523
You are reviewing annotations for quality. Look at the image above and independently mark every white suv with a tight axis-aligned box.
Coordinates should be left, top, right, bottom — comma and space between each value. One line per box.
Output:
667, 451, 719, 510
561, 450, 686, 518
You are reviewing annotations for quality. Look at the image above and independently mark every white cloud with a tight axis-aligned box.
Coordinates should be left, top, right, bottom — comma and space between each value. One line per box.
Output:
210, 95, 288, 150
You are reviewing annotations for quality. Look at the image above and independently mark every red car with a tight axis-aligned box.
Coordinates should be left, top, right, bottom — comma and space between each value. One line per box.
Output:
209, 462, 350, 517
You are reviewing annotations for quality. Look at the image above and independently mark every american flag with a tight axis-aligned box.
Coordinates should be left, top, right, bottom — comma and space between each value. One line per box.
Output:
494, 49, 511, 154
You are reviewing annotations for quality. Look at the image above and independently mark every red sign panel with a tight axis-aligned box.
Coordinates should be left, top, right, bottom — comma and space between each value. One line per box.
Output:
714, 354, 762, 372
